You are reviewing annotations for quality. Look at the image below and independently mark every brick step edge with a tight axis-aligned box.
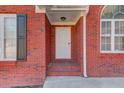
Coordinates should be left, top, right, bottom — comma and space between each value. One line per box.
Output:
47, 71, 81, 76
48, 69, 81, 72
48, 66, 80, 72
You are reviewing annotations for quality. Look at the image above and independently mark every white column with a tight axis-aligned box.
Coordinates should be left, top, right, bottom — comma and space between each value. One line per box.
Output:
83, 16, 88, 77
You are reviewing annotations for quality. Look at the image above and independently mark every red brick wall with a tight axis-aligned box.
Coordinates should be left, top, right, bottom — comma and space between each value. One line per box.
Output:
71, 26, 77, 61
45, 15, 52, 65
0, 5, 47, 87
87, 5, 124, 77
50, 26, 55, 61
75, 16, 84, 74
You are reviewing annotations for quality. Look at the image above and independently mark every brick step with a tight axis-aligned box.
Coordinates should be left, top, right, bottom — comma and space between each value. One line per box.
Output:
48, 62, 80, 66
47, 71, 81, 76
47, 62, 81, 76
48, 66, 80, 72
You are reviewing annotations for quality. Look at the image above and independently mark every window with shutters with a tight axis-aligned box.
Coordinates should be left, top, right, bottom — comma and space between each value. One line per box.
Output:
101, 5, 124, 53
0, 14, 26, 61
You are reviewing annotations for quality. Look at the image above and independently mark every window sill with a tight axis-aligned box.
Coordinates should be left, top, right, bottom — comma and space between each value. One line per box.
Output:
0, 59, 17, 62
100, 51, 124, 54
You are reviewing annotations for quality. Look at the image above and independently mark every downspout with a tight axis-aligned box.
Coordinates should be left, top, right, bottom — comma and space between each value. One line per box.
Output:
83, 16, 88, 77
83, 6, 89, 77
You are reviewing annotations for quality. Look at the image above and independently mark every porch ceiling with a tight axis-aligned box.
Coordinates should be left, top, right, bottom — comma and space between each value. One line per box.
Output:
35, 5, 89, 25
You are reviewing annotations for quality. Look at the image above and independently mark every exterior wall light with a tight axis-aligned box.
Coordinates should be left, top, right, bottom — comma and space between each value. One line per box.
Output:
60, 16, 66, 21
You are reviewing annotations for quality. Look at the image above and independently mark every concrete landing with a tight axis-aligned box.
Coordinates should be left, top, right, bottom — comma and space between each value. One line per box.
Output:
43, 76, 124, 88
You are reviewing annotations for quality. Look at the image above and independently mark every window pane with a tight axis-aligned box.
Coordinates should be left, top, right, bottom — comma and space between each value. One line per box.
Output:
101, 21, 111, 35
101, 44, 106, 50
106, 44, 111, 50
115, 21, 119, 34
115, 36, 124, 51
4, 17, 16, 38
115, 21, 124, 34
120, 5, 124, 12
4, 39, 16, 59
101, 37, 111, 43
114, 13, 124, 19
101, 5, 119, 19
101, 44, 111, 51
101, 37, 111, 51
120, 21, 124, 34
4, 17, 16, 59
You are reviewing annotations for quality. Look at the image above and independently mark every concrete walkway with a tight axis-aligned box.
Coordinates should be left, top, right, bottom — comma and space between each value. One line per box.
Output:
43, 76, 124, 88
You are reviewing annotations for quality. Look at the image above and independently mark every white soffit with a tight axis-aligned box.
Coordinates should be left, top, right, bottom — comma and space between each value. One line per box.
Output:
35, 5, 89, 25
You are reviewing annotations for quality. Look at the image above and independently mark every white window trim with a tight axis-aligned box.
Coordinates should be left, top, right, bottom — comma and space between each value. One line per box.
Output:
100, 19, 124, 53
0, 14, 17, 61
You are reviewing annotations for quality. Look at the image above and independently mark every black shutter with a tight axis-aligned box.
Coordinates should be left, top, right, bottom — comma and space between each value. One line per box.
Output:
17, 14, 26, 60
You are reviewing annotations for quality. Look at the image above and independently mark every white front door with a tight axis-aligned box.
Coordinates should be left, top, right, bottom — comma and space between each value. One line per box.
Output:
55, 27, 71, 59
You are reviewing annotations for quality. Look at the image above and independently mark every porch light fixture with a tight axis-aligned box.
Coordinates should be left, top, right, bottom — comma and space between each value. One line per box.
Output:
60, 16, 66, 21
